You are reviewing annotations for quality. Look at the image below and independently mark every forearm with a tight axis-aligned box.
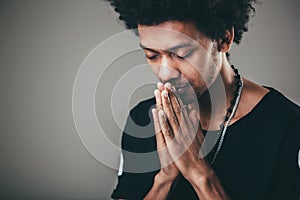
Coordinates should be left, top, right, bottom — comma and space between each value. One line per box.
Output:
144, 172, 175, 200
188, 170, 231, 200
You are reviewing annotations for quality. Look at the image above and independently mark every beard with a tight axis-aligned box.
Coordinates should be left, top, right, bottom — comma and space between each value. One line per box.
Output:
195, 85, 209, 99
178, 84, 207, 106
180, 63, 219, 106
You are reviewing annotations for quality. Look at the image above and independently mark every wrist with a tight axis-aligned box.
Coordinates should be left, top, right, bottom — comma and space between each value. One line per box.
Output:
185, 166, 216, 187
144, 172, 176, 200
187, 170, 231, 199
182, 159, 214, 182
155, 171, 177, 185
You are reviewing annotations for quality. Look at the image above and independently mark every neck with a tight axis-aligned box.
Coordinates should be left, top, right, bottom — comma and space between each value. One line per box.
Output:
197, 60, 237, 130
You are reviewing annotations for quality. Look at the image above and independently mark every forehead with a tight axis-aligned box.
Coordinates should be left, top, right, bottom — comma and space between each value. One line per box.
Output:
137, 21, 205, 50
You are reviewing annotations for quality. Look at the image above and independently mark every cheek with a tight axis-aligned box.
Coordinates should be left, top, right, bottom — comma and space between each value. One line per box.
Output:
148, 62, 160, 75
178, 63, 202, 84
178, 59, 216, 89
186, 50, 209, 69
182, 56, 208, 78
188, 52, 220, 79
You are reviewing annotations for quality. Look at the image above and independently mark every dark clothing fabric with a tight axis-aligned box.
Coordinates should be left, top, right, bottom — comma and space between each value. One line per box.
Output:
111, 88, 300, 200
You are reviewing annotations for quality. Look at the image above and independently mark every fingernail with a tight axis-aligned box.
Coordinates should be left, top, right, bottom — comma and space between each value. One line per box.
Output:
152, 108, 156, 115
162, 90, 168, 98
165, 82, 171, 90
157, 82, 163, 90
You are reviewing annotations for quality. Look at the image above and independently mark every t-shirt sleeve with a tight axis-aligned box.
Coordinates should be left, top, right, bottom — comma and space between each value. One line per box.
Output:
111, 169, 157, 200
111, 99, 159, 199
111, 151, 135, 199
111, 168, 141, 199
111, 125, 145, 199
111, 130, 158, 199
268, 116, 300, 199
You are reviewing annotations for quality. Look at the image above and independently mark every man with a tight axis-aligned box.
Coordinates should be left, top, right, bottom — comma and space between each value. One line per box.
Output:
106, 0, 300, 199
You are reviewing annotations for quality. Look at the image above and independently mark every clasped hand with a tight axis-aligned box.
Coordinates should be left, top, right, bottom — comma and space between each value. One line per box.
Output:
152, 82, 211, 183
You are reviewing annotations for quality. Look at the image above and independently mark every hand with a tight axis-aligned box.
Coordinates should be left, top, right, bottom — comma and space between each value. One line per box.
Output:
149, 82, 231, 200
155, 82, 211, 180
152, 82, 179, 183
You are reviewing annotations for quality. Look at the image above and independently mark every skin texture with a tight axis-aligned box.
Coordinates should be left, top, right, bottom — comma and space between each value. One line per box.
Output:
135, 21, 269, 200
138, 21, 221, 106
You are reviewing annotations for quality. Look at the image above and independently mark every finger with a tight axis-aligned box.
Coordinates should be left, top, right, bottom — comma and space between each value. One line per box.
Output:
157, 82, 164, 91
171, 86, 197, 143
189, 109, 204, 143
166, 85, 183, 127
161, 90, 180, 135
152, 109, 174, 168
196, 122, 205, 159
152, 108, 166, 149
154, 89, 163, 111
188, 108, 205, 158
189, 108, 199, 130
171, 86, 193, 128
158, 110, 174, 143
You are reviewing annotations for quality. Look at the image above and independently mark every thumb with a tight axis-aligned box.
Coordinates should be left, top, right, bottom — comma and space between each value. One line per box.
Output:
188, 108, 204, 145
188, 108, 200, 131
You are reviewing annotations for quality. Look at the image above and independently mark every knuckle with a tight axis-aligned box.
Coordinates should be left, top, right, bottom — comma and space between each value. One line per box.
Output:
154, 119, 160, 124
173, 107, 182, 114
155, 129, 162, 135
166, 128, 172, 136
168, 116, 177, 123
156, 103, 162, 109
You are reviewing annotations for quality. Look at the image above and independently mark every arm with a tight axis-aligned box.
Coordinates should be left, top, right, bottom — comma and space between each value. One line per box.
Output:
268, 117, 300, 199
144, 172, 175, 200
155, 83, 232, 199
187, 169, 231, 200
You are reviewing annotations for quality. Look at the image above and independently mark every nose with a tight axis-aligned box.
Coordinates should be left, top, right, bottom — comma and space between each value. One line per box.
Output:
157, 55, 180, 83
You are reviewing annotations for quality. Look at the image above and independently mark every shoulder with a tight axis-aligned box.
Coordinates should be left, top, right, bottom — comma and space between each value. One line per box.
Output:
244, 86, 300, 145
122, 97, 156, 152
265, 88, 300, 144
232, 81, 300, 149
249, 86, 300, 132
129, 97, 155, 126
237, 78, 300, 126
262, 87, 300, 120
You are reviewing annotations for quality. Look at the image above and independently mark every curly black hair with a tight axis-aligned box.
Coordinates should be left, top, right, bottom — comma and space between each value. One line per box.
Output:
105, 0, 259, 45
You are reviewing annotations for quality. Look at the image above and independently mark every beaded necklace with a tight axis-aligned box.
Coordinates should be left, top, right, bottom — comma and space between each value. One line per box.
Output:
209, 65, 243, 165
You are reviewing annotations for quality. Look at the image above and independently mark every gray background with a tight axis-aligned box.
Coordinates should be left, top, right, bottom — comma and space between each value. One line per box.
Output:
0, 0, 299, 199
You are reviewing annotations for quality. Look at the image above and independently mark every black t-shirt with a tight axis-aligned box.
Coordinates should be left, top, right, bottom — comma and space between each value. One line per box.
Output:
111, 88, 300, 200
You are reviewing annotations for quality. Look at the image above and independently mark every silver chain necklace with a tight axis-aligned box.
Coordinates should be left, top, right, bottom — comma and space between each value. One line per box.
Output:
209, 67, 243, 165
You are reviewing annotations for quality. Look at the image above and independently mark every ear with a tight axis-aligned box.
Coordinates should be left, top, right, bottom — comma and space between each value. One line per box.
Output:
218, 27, 234, 53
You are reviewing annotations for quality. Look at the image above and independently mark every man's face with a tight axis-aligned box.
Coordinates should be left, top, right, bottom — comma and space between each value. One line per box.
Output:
137, 21, 222, 104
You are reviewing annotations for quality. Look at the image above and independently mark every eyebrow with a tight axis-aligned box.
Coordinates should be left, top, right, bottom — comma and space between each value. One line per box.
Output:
139, 42, 193, 52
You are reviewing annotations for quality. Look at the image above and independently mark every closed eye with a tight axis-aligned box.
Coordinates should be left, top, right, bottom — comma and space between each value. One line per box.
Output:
182, 50, 194, 58
177, 49, 195, 59
146, 54, 159, 60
